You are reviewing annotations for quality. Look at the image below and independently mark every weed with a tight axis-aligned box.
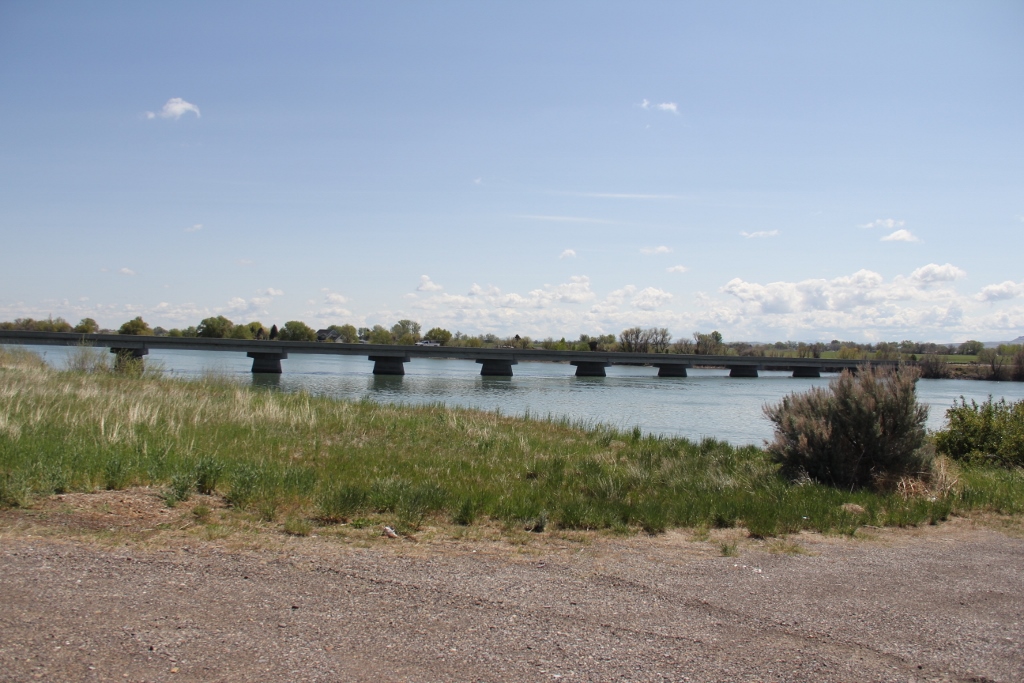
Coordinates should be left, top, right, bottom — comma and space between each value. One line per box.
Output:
169, 471, 195, 503
192, 505, 211, 521
103, 458, 131, 490
719, 541, 738, 557
193, 457, 225, 495
283, 516, 312, 536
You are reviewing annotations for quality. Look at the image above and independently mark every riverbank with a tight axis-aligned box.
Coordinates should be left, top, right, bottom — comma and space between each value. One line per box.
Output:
2, 345, 1023, 539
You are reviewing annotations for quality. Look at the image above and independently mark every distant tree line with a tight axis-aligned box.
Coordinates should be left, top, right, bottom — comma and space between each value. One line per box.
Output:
3, 314, 1022, 380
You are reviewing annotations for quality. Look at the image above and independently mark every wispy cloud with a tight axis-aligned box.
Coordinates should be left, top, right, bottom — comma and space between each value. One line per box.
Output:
118, 267, 136, 276
639, 99, 679, 114
146, 97, 201, 120
559, 249, 577, 259
261, 288, 284, 297
881, 229, 920, 243
569, 191, 680, 200
740, 230, 779, 239
641, 245, 672, 255
521, 215, 611, 224
666, 265, 689, 273
860, 218, 905, 229
236, 258, 254, 266
417, 275, 443, 292
184, 223, 203, 233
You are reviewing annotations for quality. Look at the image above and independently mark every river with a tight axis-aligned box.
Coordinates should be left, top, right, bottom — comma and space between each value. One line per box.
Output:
24, 346, 1024, 446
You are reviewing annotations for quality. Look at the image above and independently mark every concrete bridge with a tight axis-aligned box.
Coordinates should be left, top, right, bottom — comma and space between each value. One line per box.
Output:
0, 330, 896, 378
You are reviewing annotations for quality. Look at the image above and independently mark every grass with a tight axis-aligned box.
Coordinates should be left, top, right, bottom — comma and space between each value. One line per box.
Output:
1, 345, 1022, 538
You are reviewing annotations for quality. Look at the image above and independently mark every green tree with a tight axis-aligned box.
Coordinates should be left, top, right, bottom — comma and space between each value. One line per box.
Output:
328, 324, 359, 343
957, 340, 984, 356
197, 316, 235, 338
118, 317, 152, 335
391, 319, 421, 342
73, 318, 99, 334
279, 320, 317, 342
229, 324, 254, 339
423, 327, 453, 345
368, 325, 393, 345
693, 331, 724, 355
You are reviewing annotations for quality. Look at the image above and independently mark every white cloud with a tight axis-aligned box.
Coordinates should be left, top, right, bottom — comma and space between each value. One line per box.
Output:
881, 229, 920, 242
473, 178, 482, 185
237, 258, 254, 266
640, 245, 672, 255
632, 287, 673, 310
740, 230, 779, 239
323, 291, 347, 304
639, 99, 678, 114
184, 223, 203, 233
667, 265, 689, 273
118, 267, 136, 276
911, 263, 966, 284
261, 288, 284, 297
146, 97, 201, 120
417, 275, 443, 292
559, 249, 577, 259
977, 281, 1024, 302
860, 218, 905, 229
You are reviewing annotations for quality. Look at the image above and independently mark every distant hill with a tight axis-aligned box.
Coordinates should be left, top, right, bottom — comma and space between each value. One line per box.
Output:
983, 335, 1024, 348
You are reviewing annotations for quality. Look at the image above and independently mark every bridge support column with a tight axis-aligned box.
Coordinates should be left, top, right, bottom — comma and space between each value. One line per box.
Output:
369, 355, 409, 375
792, 367, 820, 378
729, 365, 759, 378
655, 364, 689, 377
110, 347, 148, 372
477, 359, 517, 376
572, 361, 610, 377
248, 351, 288, 374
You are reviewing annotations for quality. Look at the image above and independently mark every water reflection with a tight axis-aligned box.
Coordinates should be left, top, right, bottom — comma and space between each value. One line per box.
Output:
251, 373, 282, 390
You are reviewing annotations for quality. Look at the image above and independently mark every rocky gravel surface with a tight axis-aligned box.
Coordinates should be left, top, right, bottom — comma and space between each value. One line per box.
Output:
1, 497, 1022, 682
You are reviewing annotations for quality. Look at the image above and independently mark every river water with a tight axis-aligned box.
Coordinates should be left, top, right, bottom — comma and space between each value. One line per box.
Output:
23, 346, 1024, 446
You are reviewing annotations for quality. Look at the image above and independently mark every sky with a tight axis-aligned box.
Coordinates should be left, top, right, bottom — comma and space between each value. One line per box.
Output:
1, 1, 1022, 343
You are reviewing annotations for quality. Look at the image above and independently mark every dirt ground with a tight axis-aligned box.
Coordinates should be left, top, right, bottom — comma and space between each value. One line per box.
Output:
1, 490, 1022, 683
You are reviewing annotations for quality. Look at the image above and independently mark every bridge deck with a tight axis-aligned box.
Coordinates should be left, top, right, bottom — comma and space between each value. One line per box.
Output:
0, 331, 894, 377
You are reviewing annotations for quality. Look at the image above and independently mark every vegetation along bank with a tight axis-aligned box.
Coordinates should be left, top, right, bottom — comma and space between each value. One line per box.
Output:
1, 345, 1022, 540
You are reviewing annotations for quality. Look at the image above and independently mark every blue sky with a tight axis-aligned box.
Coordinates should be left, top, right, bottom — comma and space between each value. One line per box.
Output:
1, 1, 1022, 342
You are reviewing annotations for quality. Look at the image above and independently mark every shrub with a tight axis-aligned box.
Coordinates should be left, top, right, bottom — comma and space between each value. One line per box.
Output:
934, 397, 1024, 468
764, 367, 930, 490
917, 354, 950, 379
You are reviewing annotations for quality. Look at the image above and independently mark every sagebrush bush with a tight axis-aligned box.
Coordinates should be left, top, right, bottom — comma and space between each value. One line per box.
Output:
934, 397, 1024, 468
764, 367, 930, 490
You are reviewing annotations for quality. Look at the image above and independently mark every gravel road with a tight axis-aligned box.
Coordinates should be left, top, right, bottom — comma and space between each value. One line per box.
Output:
1, 495, 1022, 682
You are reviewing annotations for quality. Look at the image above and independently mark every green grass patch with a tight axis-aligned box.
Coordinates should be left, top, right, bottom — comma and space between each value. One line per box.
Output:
1, 346, 1021, 537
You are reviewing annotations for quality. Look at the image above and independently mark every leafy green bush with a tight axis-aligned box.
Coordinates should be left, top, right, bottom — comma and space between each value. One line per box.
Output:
934, 397, 1024, 467
764, 367, 930, 490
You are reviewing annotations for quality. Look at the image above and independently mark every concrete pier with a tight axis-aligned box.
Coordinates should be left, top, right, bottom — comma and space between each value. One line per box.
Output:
572, 361, 610, 377
110, 347, 148, 371
792, 367, 821, 378
655, 364, 689, 377
247, 351, 287, 374
729, 365, 759, 378
369, 355, 410, 375
477, 359, 517, 376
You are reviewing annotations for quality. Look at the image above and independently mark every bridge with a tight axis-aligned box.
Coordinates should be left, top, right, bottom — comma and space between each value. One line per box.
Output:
0, 330, 894, 378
